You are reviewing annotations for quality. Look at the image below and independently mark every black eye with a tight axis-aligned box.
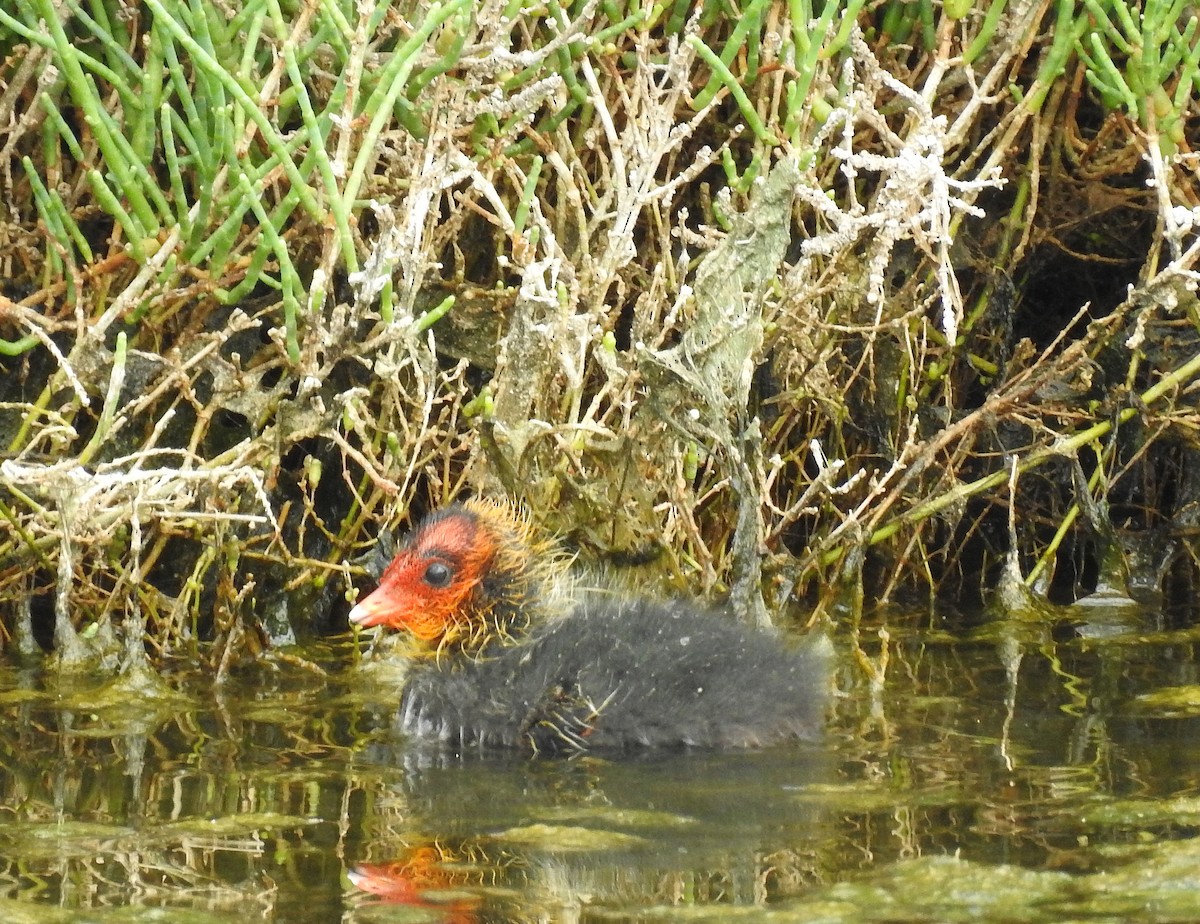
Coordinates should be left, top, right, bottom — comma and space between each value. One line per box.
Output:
423, 561, 453, 588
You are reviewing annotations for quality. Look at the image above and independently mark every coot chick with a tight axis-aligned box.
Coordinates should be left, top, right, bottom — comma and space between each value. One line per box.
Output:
349, 499, 828, 755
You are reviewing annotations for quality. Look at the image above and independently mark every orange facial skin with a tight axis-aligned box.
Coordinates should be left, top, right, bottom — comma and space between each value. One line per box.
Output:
350, 507, 492, 640
349, 499, 553, 653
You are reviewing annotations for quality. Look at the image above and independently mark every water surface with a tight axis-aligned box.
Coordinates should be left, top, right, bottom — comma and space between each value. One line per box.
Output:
1, 607, 1198, 922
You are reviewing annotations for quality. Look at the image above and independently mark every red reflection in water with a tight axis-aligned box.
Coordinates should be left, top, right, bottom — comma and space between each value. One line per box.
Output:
348, 844, 482, 923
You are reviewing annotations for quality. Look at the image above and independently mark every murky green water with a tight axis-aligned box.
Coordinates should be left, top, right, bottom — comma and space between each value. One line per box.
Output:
2, 608, 1199, 922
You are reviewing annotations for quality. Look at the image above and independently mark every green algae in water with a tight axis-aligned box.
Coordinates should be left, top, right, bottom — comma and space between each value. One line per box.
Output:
536, 805, 698, 830
152, 812, 318, 839
0, 821, 137, 861
1077, 796, 1200, 827
0, 688, 49, 706
0, 898, 81, 924
489, 823, 648, 851
67, 910, 253, 924
790, 780, 968, 813
804, 856, 1083, 922
1130, 684, 1200, 717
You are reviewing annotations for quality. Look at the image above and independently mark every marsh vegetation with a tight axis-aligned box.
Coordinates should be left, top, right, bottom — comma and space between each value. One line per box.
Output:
2, 0, 1198, 663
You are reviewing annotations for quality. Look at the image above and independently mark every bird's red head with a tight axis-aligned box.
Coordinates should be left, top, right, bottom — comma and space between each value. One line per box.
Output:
349, 499, 544, 651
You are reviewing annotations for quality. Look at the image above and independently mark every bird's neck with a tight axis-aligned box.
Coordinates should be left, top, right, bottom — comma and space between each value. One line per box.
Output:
437, 500, 571, 658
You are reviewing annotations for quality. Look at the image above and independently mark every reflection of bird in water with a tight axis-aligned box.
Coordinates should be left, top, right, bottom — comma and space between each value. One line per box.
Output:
347, 750, 834, 914
347, 842, 487, 922
350, 498, 829, 755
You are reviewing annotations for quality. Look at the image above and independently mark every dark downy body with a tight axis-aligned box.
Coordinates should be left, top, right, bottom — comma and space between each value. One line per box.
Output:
351, 499, 829, 756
